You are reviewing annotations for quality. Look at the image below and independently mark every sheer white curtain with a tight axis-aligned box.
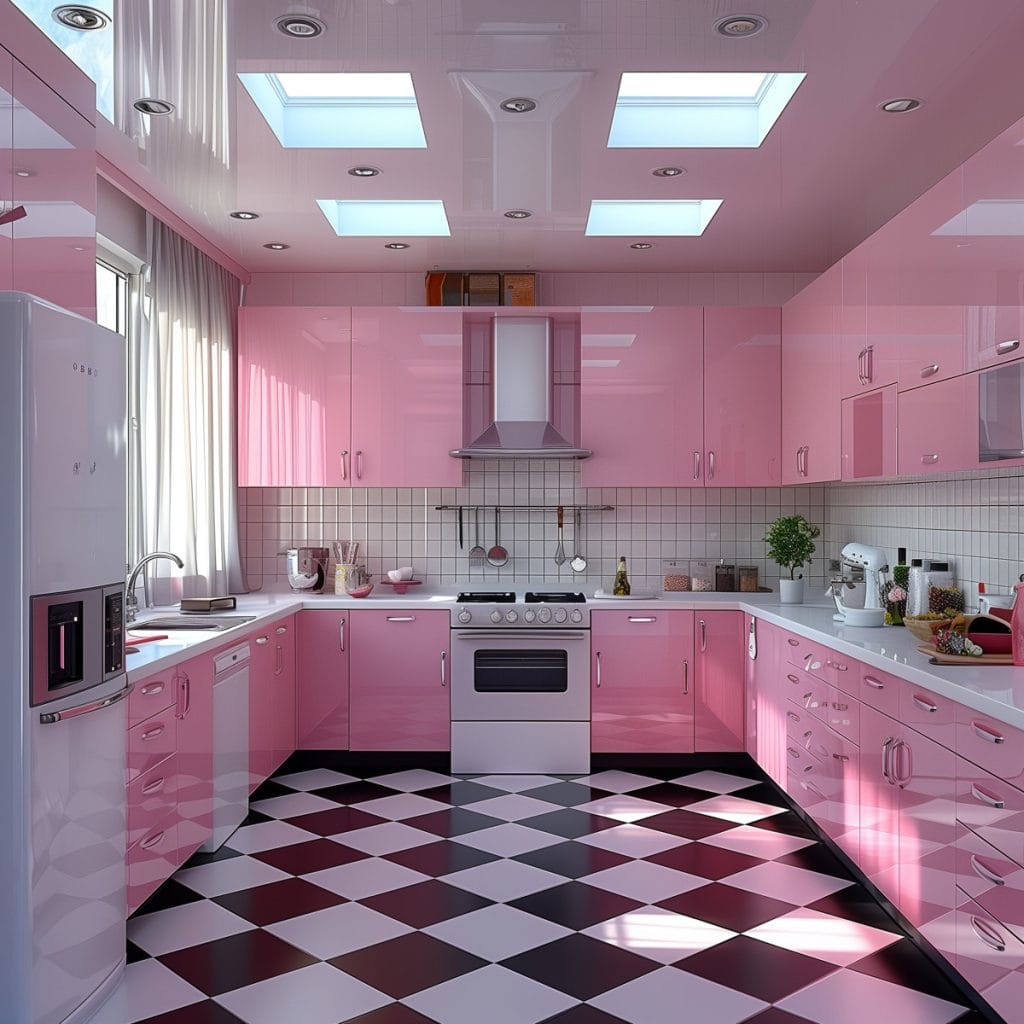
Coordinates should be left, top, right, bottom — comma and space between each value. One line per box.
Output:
129, 215, 244, 598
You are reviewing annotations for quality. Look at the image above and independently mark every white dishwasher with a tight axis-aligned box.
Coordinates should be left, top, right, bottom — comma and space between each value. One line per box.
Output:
200, 641, 251, 851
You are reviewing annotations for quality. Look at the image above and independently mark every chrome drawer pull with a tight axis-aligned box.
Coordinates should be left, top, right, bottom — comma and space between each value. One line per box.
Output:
912, 695, 938, 713
971, 783, 1005, 809
864, 676, 885, 690
971, 854, 1007, 887
276, 625, 288, 635
141, 777, 166, 795
971, 916, 1007, 952
141, 725, 165, 741
140, 682, 164, 695
683, 659, 689, 695
996, 338, 1020, 356
787, 674, 800, 684
255, 636, 269, 645
831, 702, 849, 711
827, 660, 848, 672
387, 616, 416, 622
787, 638, 799, 647
921, 454, 940, 464
440, 651, 447, 688
140, 830, 166, 850
595, 651, 602, 688
920, 363, 940, 378
833, 753, 850, 763
787, 747, 800, 759
973, 721, 1005, 744
787, 711, 800, 722
628, 616, 657, 623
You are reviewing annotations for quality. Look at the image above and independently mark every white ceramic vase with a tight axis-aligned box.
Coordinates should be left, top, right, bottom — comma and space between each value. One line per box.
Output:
779, 578, 804, 604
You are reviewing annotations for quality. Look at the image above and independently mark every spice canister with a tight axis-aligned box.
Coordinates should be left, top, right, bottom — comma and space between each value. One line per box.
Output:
715, 562, 737, 592
739, 566, 759, 593
662, 559, 690, 592
691, 560, 715, 592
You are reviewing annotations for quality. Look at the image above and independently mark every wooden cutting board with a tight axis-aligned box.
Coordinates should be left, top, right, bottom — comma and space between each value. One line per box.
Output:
917, 644, 1013, 666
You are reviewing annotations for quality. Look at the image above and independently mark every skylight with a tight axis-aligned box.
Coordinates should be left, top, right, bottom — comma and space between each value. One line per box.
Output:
608, 71, 806, 148
316, 200, 451, 237
932, 200, 1024, 236
238, 72, 427, 148
585, 200, 723, 237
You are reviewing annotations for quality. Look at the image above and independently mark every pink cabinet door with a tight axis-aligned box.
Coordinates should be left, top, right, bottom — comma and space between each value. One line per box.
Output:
350, 308, 463, 487
898, 374, 977, 476
965, 306, 1024, 370
591, 610, 694, 753
840, 249, 899, 399
270, 617, 297, 773
238, 307, 352, 487
840, 383, 897, 480
749, 619, 787, 787
297, 611, 350, 750
781, 271, 842, 484
0, 50, 11, 290
694, 611, 745, 752
173, 652, 214, 861
11, 59, 96, 319
349, 610, 450, 751
580, 308, 703, 487
859, 704, 901, 904
894, 306, 966, 390
703, 307, 781, 486
248, 625, 277, 791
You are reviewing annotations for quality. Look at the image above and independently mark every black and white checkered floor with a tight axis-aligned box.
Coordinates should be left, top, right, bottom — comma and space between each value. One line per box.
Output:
96, 761, 989, 1024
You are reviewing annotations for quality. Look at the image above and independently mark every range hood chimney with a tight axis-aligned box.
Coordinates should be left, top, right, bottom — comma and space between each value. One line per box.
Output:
450, 316, 591, 459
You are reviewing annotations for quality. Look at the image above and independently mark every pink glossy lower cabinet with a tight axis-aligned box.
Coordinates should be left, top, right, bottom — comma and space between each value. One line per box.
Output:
591, 610, 695, 753
694, 611, 745, 751
897, 374, 977, 476
172, 653, 214, 860
249, 616, 297, 790
297, 611, 350, 749
747, 619, 786, 786
349, 610, 450, 751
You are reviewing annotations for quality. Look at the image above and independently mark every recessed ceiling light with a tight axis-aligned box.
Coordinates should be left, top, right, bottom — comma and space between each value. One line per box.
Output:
880, 97, 921, 113
317, 199, 450, 237
134, 97, 175, 116
715, 14, 768, 37
652, 166, 685, 178
586, 199, 724, 237
504, 209, 532, 219
348, 166, 381, 177
52, 5, 110, 30
275, 14, 325, 38
500, 97, 537, 114
384, 242, 410, 249
630, 242, 654, 250
263, 242, 290, 250
229, 210, 260, 220
14, 169, 34, 178
71, 244, 88, 252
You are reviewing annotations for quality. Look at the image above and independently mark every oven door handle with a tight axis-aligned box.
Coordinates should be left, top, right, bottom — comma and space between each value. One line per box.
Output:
454, 631, 588, 640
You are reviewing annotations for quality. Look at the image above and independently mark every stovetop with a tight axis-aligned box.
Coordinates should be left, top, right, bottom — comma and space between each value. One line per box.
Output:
456, 591, 587, 604
452, 591, 589, 628
456, 592, 517, 604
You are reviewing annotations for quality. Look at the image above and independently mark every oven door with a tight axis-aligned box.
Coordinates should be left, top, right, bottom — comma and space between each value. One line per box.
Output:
451, 630, 590, 721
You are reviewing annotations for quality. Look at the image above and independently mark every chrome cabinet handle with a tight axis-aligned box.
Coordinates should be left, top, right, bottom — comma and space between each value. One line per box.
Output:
339, 617, 346, 652
865, 345, 874, 383
340, 450, 349, 480
140, 681, 164, 695
971, 854, 1007, 887
595, 651, 602, 688
787, 638, 800, 647
175, 673, 191, 720
799, 445, 809, 476
699, 619, 707, 652
996, 338, 1021, 356
971, 916, 1006, 952
387, 616, 416, 622
857, 347, 866, 385
141, 724, 165, 741
140, 830, 166, 850
826, 659, 848, 672
628, 616, 657, 623
971, 783, 1005, 809
920, 363, 939, 378
921, 454, 940, 464
255, 636, 269, 645
833, 752, 850, 763
708, 450, 715, 480
693, 451, 701, 480
440, 651, 447, 687
141, 776, 166, 795
787, 711, 800, 721
895, 739, 913, 787
275, 643, 283, 676
786, 673, 800, 684
864, 676, 885, 690
973, 721, 1005, 744
40, 681, 134, 725
787, 746, 801, 759
831, 702, 849, 711
356, 450, 364, 479
683, 659, 689, 695
276, 625, 288, 635
881, 736, 896, 784
912, 695, 938, 713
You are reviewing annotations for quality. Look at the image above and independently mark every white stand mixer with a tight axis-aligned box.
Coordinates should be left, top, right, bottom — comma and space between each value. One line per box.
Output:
830, 542, 889, 627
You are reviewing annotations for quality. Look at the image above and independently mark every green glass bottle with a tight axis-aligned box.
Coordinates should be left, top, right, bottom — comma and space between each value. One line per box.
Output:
613, 555, 631, 596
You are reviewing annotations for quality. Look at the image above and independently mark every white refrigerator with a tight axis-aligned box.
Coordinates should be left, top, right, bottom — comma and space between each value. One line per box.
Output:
0, 293, 129, 1024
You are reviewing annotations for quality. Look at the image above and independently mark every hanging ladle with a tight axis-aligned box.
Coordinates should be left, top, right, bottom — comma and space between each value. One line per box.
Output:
486, 508, 509, 567
570, 507, 587, 573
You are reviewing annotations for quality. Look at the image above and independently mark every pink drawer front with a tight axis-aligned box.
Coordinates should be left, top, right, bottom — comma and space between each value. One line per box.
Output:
128, 820, 180, 915
956, 760, 1024, 866
127, 755, 178, 851
957, 824, 1024, 940
787, 707, 834, 764
782, 632, 829, 679
900, 683, 956, 751
127, 705, 177, 784
956, 710, 1024, 789
785, 673, 829, 722
128, 673, 175, 726
825, 685, 860, 744
858, 664, 902, 717
955, 896, 1024, 1020
788, 767, 829, 818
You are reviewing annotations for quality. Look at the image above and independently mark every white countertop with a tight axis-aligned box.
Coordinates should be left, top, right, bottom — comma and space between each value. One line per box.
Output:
125, 587, 1024, 733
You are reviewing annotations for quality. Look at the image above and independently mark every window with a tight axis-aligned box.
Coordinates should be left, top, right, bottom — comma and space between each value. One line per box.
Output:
96, 260, 129, 336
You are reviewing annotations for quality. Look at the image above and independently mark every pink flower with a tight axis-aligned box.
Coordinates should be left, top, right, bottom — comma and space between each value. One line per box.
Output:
888, 585, 907, 602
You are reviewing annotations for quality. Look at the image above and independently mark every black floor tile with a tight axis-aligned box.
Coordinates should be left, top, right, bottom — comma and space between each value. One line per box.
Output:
133, 879, 205, 917
239, 808, 274, 827
526, 782, 616, 807
251, 779, 294, 801
748, 811, 818, 839
514, 841, 632, 879
402, 807, 505, 838
347, 1006, 438, 1024
361, 879, 492, 928
516, 808, 621, 839
629, 782, 721, 808
849, 939, 971, 1005
416, 781, 508, 806
508, 881, 643, 930
313, 781, 401, 805
285, 806, 386, 836
178, 845, 244, 870
658, 883, 798, 932
644, 842, 763, 880
383, 840, 500, 876
137, 1002, 246, 1024
251, 837, 368, 875
805, 884, 903, 934
776, 842, 852, 878
741, 1010, 817, 1024
213, 876, 345, 925
640, 808, 738, 840
540, 1008, 629, 1024
126, 940, 151, 964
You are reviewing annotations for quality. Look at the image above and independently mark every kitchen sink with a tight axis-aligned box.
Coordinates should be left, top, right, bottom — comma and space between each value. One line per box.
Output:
131, 614, 257, 632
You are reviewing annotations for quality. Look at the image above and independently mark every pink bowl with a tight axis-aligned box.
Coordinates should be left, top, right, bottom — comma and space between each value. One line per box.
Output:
348, 583, 374, 598
967, 630, 1012, 655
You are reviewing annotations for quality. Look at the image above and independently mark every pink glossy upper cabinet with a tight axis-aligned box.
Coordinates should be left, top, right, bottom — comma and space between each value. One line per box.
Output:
898, 373, 977, 476
840, 242, 899, 399
349, 610, 450, 751
703, 307, 781, 486
297, 610, 349, 750
0, 50, 12, 289
173, 652, 214, 862
591, 610, 695, 753
781, 270, 841, 484
840, 383, 897, 480
238, 307, 352, 487
11, 59, 95, 318
694, 611, 745, 752
894, 306, 966, 390
580, 307, 703, 487
350, 308, 463, 487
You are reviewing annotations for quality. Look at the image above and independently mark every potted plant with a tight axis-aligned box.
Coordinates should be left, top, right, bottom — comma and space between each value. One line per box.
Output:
764, 514, 821, 604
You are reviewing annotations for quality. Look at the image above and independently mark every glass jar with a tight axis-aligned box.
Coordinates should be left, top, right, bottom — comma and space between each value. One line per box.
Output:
739, 565, 759, 593
691, 559, 715, 592
715, 562, 736, 592
662, 559, 690, 592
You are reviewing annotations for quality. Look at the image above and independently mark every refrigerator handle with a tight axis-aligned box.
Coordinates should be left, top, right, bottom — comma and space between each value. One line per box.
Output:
39, 682, 134, 724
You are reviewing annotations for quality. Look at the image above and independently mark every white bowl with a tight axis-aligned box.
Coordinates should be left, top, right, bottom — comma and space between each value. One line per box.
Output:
842, 607, 885, 628
387, 569, 403, 583
398, 566, 414, 581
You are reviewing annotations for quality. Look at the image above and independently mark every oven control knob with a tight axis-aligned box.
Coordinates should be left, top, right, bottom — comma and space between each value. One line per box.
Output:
524, 610, 536, 623
458, 609, 472, 624
554, 608, 568, 623
570, 609, 583, 623
505, 610, 519, 623
538, 607, 552, 623
490, 610, 503, 623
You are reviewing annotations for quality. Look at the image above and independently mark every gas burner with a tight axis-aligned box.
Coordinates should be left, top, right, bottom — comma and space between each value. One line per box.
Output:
524, 592, 587, 603
456, 592, 516, 603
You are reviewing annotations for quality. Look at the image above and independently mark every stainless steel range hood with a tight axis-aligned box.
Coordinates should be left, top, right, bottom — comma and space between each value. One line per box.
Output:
450, 316, 591, 460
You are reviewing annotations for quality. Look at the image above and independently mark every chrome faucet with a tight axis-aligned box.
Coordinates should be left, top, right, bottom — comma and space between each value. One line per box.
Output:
126, 551, 184, 623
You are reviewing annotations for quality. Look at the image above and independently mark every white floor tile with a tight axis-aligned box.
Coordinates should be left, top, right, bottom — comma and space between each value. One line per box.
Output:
580, 860, 707, 903
744, 908, 903, 967
250, 792, 340, 819
88, 960, 206, 1024
463, 793, 562, 821
575, 795, 669, 823
175, 855, 291, 898
274, 768, 358, 791
725, 861, 852, 905
403, 965, 577, 1024
443, 859, 564, 902
451, 823, 564, 857
581, 770, 660, 793
576, 823, 690, 858
372, 769, 454, 791
216, 962, 391, 1024
685, 794, 787, 825
698, 825, 815, 860
352, 793, 448, 820
127, 900, 253, 956
590, 966, 767, 1024
225, 820, 315, 854
424, 904, 573, 961
336, 821, 438, 855
776, 968, 968, 1024
470, 775, 562, 793
583, 907, 737, 964
305, 857, 430, 899
669, 771, 759, 794
265, 902, 413, 959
